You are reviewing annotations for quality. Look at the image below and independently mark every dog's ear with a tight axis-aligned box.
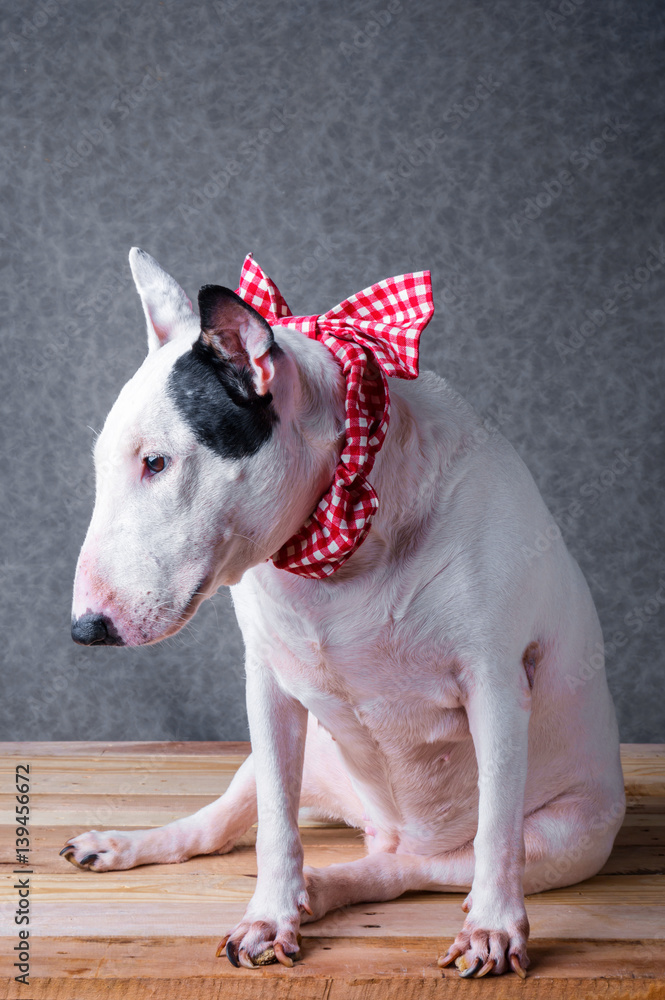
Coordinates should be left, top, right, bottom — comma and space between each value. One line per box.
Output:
198, 285, 276, 396
129, 247, 198, 353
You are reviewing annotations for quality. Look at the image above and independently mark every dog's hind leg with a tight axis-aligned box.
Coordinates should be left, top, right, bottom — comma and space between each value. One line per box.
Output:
302, 781, 624, 978
60, 715, 358, 871
60, 752, 259, 871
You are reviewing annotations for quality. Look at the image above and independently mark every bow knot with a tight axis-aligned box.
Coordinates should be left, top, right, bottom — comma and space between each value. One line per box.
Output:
236, 254, 434, 578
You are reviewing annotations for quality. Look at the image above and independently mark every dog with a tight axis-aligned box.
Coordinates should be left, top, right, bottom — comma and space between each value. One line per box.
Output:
64, 248, 625, 978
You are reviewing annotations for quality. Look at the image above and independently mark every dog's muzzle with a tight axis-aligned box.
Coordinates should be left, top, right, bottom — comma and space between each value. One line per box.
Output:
71, 613, 124, 646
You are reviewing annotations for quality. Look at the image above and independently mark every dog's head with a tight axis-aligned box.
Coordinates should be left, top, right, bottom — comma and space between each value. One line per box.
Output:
71, 249, 342, 647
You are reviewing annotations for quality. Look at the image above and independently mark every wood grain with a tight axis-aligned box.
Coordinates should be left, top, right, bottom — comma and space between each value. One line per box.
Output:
1, 743, 663, 998
2, 938, 665, 1000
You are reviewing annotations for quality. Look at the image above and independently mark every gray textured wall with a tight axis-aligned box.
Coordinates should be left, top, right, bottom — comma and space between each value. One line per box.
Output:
1, 0, 663, 742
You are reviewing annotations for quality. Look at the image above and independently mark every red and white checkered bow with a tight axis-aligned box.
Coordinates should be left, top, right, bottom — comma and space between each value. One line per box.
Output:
235, 254, 434, 578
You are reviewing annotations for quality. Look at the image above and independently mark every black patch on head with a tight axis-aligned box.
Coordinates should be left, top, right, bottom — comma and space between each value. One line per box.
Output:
167, 337, 280, 459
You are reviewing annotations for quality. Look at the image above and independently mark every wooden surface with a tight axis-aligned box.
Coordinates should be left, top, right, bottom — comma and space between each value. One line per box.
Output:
0, 742, 664, 999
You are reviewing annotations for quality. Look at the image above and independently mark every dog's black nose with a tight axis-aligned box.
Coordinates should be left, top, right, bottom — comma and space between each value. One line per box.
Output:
71, 614, 124, 646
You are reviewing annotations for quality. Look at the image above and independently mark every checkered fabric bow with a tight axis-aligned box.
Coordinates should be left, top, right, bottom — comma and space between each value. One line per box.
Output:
235, 254, 434, 578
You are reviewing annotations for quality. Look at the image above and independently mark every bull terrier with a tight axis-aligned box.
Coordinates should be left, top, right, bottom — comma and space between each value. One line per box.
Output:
64, 248, 625, 978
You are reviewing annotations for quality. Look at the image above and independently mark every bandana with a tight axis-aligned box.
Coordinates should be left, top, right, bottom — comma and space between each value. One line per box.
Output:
235, 254, 434, 578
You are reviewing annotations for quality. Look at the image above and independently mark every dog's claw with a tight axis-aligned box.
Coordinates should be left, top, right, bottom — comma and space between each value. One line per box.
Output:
475, 958, 495, 978
225, 939, 240, 967
245, 942, 298, 968
215, 934, 230, 959
510, 954, 527, 979
62, 851, 95, 871
60, 843, 99, 870
458, 956, 483, 977
438, 944, 463, 968
273, 942, 294, 967
219, 933, 302, 968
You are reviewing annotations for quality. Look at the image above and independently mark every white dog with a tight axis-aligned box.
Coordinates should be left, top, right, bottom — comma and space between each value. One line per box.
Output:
64, 248, 625, 979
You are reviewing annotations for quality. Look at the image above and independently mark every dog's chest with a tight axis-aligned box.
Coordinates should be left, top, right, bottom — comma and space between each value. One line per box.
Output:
236, 573, 468, 746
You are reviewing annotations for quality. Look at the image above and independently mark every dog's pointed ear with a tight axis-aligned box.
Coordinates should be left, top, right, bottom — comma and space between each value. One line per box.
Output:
129, 247, 198, 353
198, 285, 276, 396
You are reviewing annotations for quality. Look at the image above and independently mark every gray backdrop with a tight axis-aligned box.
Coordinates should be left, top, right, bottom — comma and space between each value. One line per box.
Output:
1, 0, 663, 742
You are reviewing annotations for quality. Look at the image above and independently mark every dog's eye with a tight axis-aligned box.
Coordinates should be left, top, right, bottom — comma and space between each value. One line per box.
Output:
144, 455, 169, 476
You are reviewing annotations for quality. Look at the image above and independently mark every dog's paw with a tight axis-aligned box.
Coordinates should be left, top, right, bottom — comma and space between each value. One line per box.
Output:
60, 830, 142, 872
438, 904, 530, 978
217, 893, 311, 969
300, 865, 333, 922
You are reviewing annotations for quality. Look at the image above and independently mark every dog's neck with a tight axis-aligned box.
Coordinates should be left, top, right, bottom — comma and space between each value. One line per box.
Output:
249, 328, 346, 563
264, 330, 468, 587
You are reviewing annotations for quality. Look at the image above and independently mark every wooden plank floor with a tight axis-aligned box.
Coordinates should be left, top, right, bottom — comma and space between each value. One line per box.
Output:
0, 742, 663, 999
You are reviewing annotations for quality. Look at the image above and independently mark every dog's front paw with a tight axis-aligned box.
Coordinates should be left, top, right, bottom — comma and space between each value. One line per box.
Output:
438, 901, 530, 979
60, 830, 141, 871
217, 893, 311, 969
